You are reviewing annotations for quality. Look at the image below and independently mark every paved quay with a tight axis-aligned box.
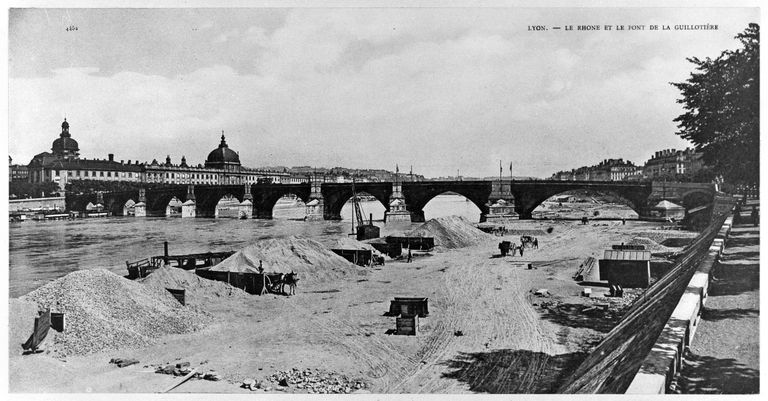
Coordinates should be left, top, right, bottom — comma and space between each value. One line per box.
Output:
674, 199, 760, 394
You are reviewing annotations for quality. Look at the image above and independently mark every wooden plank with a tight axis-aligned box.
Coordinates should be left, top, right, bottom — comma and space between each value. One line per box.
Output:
22, 309, 51, 351
160, 368, 197, 393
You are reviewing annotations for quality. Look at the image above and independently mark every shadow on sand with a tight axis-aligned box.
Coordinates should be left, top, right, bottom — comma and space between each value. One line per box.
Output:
440, 349, 586, 393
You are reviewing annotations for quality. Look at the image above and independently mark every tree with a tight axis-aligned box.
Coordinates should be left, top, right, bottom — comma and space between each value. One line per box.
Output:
671, 23, 759, 185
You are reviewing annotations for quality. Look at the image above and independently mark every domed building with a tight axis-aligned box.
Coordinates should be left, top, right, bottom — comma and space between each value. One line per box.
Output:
27, 120, 290, 190
205, 133, 241, 171
51, 119, 80, 159
141, 131, 289, 186
28, 119, 142, 189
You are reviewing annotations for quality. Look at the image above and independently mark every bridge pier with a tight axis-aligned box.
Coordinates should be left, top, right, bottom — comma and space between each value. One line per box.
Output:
240, 184, 253, 219
385, 181, 411, 222
134, 188, 147, 217
485, 180, 518, 222
306, 176, 325, 221
181, 185, 196, 218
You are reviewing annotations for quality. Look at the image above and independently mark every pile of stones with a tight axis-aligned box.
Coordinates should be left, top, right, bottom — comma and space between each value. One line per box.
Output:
153, 361, 221, 381
243, 368, 366, 394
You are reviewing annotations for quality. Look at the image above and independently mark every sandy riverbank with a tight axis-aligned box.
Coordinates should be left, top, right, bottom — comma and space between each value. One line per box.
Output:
9, 218, 697, 394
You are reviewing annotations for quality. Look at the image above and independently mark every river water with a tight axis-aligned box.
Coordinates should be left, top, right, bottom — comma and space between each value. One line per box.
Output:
9, 194, 483, 297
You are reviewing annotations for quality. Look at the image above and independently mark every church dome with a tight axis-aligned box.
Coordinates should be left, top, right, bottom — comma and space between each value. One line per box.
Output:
51, 118, 80, 157
205, 132, 241, 168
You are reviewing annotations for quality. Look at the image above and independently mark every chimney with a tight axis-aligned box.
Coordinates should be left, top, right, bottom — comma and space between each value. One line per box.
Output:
120, 160, 124, 164
108, 153, 114, 162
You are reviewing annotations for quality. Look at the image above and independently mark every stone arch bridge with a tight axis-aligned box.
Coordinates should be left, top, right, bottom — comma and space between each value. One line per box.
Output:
65, 180, 716, 221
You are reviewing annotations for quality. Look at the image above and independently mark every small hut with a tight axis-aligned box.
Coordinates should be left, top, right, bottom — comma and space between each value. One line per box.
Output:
651, 200, 685, 221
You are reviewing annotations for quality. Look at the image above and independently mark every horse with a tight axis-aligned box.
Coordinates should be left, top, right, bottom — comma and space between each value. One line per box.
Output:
281, 271, 299, 296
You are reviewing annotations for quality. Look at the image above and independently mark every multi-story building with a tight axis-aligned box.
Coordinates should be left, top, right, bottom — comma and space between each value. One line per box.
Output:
8, 156, 29, 182
642, 148, 704, 180
551, 158, 637, 181
27, 119, 289, 190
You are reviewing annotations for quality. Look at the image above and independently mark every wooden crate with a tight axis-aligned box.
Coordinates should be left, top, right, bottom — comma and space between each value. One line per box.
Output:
396, 315, 419, 336
50, 312, 66, 332
166, 288, 186, 305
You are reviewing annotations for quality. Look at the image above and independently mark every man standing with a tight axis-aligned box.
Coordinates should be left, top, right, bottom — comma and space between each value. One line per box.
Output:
407, 248, 413, 263
258, 260, 270, 296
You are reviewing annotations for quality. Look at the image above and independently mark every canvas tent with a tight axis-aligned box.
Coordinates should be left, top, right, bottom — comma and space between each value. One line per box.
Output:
651, 200, 685, 221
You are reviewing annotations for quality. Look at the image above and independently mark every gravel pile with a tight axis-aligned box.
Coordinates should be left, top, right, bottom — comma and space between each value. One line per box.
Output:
139, 266, 249, 304
21, 269, 212, 356
265, 368, 367, 394
409, 215, 494, 249
211, 236, 366, 283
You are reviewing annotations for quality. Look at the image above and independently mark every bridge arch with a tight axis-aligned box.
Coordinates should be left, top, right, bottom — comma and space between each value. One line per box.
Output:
214, 194, 245, 218
103, 190, 140, 216
252, 184, 312, 219
332, 191, 389, 222
263, 192, 310, 219
321, 182, 392, 220
530, 189, 641, 219
681, 189, 713, 209
419, 191, 486, 222
510, 181, 652, 220
146, 190, 188, 216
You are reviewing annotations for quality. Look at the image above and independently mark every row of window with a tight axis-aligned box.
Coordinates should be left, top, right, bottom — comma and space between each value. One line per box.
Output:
59, 170, 136, 179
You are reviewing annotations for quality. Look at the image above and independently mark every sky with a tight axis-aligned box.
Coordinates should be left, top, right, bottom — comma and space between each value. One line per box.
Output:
7, 6, 760, 178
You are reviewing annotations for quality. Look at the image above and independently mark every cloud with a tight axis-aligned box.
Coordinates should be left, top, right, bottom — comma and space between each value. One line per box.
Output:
8, 8, 759, 177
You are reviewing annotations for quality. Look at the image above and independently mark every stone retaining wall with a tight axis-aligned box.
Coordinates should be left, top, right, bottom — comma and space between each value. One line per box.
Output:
626, 215, 733, 394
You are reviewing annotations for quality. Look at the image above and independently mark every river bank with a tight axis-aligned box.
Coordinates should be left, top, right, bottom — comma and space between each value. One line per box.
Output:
9, 218, 697, 393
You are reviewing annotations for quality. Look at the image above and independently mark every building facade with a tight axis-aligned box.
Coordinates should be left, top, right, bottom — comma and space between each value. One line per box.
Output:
9, 156, 29, 182
27, 119, 290, 190
551, 158, 637, 181
642, 148, 705, 180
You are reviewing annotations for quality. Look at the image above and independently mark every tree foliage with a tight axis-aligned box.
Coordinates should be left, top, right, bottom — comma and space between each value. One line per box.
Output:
9, 181, 61, 199
672, 23, 759, 184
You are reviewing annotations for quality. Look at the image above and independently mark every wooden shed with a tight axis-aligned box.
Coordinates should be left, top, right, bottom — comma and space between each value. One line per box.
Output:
388, 297, 429, 317
598, 249, 652, 288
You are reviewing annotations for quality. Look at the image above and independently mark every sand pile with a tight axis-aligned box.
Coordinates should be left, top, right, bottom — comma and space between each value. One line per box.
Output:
409, 216, 494, 249
140, 266, 249, 304
20, 269, 211, 356
211, 236, 365, 283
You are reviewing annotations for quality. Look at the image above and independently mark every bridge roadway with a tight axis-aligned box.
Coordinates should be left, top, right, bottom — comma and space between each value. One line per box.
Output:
65, 180, 716, 221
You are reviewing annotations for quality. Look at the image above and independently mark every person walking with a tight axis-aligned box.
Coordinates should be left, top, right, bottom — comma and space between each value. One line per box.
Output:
751, 206, 759, 227
519, 245, 524, 257
407, 248, 412, 263
533, 238, 539, 249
